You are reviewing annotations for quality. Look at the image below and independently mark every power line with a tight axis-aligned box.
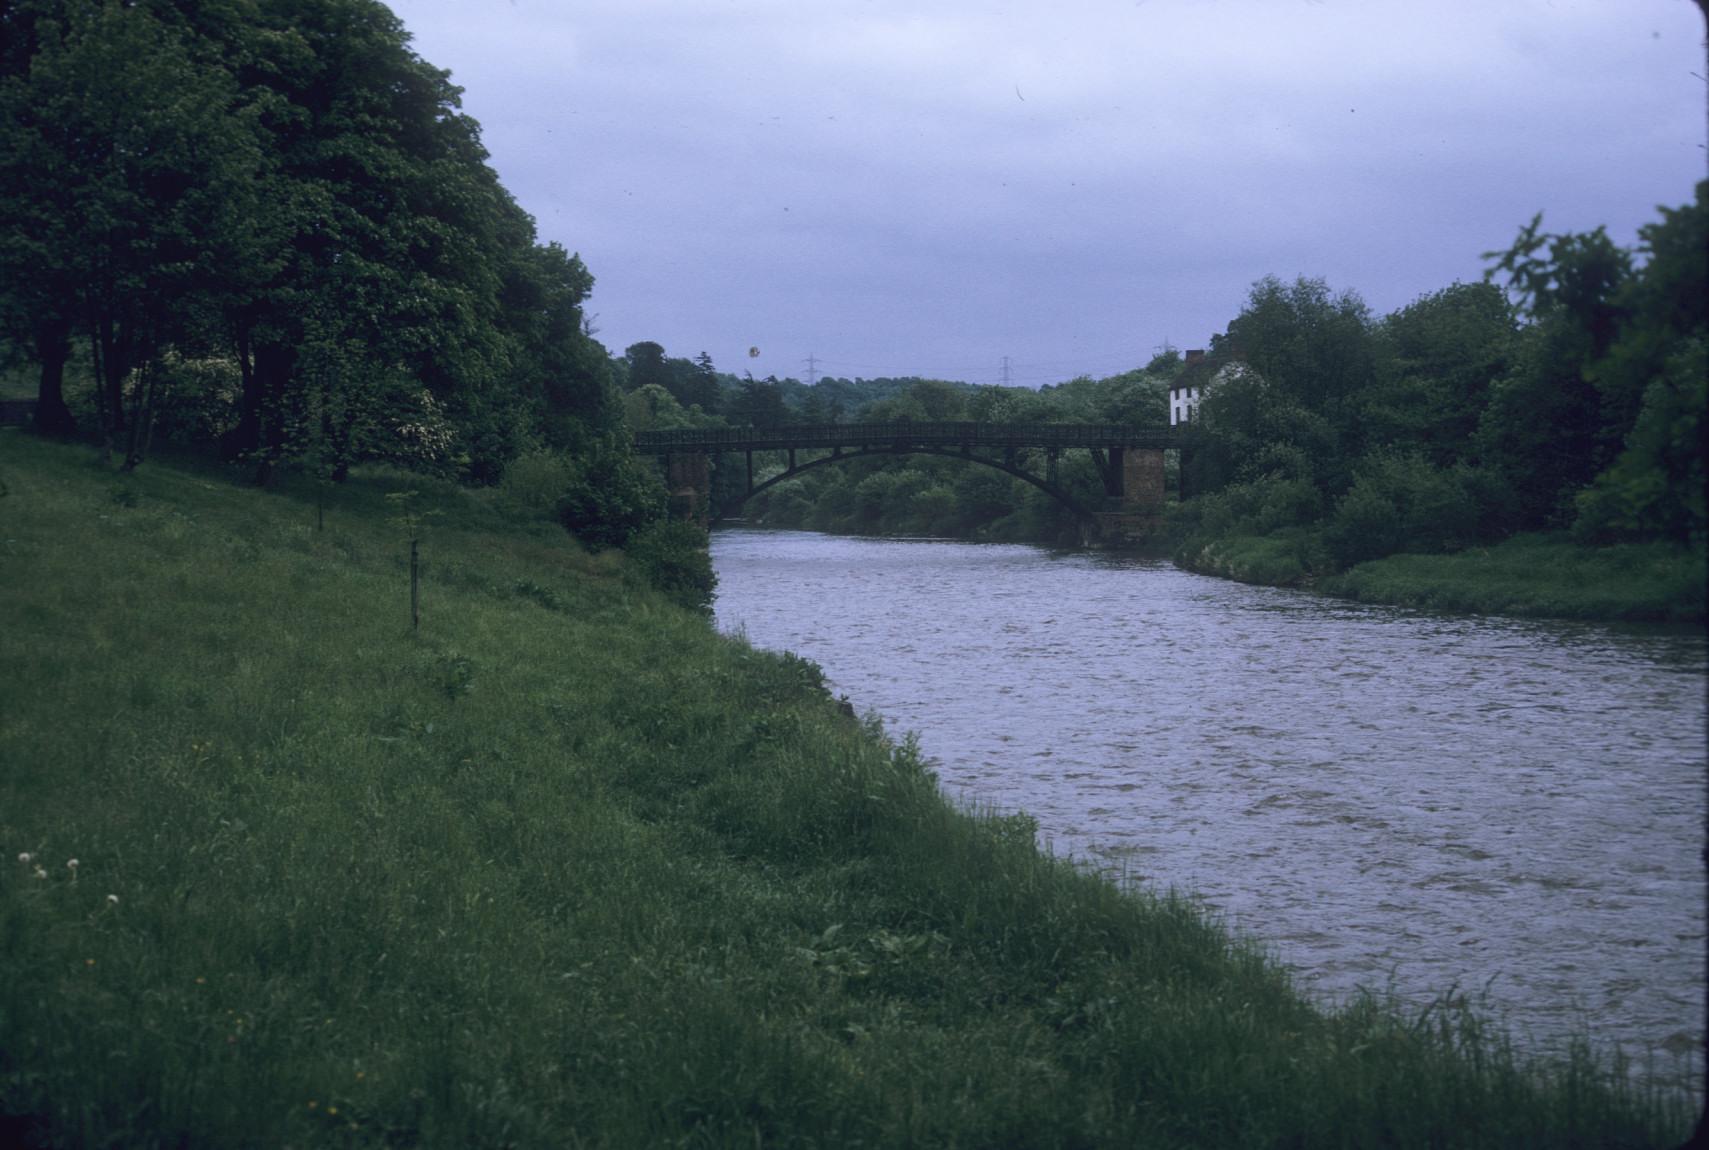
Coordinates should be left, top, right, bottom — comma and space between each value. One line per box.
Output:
779, 347, 1167, 388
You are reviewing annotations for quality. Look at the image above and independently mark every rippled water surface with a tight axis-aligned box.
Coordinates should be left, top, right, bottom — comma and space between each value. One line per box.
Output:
712, 528, 1706, 1072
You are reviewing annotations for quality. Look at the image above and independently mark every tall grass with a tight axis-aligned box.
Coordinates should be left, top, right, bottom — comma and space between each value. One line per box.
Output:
1319, 533, 1706, 622
0, 433, 1697, 1147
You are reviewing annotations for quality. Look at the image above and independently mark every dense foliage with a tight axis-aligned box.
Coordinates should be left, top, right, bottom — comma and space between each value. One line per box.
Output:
652, 189, 1705, 583
1174, 185, 1705, 579
0, 0, 642, 515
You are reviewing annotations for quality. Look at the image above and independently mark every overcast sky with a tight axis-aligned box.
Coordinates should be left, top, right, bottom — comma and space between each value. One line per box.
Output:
386, 0, 1705, 388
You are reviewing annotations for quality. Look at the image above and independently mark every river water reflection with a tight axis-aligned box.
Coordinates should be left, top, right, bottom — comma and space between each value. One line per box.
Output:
711, 528, 1706, 1076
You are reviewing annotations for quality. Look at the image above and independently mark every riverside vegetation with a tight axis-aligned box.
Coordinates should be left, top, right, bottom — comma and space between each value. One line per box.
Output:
623, 188, 1704, 624
0, 432, 1699, 1148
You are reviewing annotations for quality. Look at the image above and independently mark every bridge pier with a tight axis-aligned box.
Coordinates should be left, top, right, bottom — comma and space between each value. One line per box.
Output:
1093, 447, 1166, 546
665, 452, 711, 526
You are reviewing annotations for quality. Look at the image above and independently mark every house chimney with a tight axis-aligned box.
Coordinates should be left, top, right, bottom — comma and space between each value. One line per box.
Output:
1185, 349, 1205, 366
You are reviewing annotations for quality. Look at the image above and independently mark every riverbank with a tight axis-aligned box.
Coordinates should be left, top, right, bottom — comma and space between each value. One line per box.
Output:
0, 434, 1695, 1147
1174, 528, 1706, 623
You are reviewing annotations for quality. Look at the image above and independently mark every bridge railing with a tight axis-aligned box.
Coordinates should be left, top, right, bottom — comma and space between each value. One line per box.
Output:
634, 421, 1179, 453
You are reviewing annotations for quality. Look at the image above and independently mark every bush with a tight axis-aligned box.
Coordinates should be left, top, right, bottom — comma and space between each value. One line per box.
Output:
497, 448, 577, 520
625, 519, 717, 613
1324, 483, 1403, 566
1325, 451, 1480, 567
907, 484, 958, 534
556, 439, 668, 549
752, 478, 813, 526
1174, 474, 1323, 545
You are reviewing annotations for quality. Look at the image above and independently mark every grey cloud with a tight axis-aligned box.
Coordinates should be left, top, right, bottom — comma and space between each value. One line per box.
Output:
392, 0, 1704, 384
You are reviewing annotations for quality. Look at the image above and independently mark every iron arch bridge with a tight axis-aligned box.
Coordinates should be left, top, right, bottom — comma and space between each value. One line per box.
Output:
633, 422, 1182, 539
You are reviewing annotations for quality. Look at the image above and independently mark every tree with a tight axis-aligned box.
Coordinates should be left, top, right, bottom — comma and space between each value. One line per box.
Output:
686, 352, 721, 414
1571, 183, 1708, 544
1361, 282, 1516, 466
728, 376, 788, 427
623, 341, 668, 392
1182, 363, 1336, 497
0, 0, 260, 457
1478, 215, 1635, 525
504, 241, 614, 451
1145, 347, 1183, 375
1211, 275, 1376, 426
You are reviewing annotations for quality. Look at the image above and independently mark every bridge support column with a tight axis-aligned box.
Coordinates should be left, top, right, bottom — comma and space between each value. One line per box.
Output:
1123, 447, 1164, 509
1093, 447, 1165, 547
665, 452, 711, 526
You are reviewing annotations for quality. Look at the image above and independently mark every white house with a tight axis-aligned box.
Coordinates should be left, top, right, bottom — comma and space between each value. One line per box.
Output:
1169, 350, 1254, 426
1169, 349, 1211, 425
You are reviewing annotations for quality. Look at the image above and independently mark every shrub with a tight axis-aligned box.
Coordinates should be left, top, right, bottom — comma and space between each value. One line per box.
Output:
497, 448, 577, 520
1175, 474, 1322, 543
625, 519, 717, 613
752, 478, 813, 526
556, 439, 668, 549
1457, 463, 1525, 543
1324, 483, 1403, 566
1325, 450, 1480, 567
907, 484, 958, 534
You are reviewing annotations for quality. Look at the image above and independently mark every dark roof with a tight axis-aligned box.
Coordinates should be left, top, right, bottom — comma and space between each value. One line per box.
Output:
1169, 357, 1223, 393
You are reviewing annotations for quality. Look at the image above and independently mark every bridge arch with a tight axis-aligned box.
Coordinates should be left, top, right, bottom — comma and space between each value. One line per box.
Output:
637, 422, 1177, 542
726, 445, 1097, 523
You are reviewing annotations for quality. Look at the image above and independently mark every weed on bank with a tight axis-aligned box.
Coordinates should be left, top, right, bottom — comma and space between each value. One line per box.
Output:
0, 435, 1696, 1147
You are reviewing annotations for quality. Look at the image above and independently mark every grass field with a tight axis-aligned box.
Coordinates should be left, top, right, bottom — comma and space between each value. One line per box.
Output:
0, 432, 1697, 1147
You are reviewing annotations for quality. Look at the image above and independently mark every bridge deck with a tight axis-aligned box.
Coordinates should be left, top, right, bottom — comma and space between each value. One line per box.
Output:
634, 421, 1178, 453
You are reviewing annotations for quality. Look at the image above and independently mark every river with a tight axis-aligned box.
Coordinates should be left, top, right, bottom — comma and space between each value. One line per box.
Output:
710, 527, 1706, 1082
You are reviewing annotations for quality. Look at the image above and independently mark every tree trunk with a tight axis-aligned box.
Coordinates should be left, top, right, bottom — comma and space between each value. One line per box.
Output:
122, 357, 160, 471
32, 314, 76, 436
223, 322, 263, 461
99, 313, 130, 435
251, 341, 296, 486
87, 320, 114, 465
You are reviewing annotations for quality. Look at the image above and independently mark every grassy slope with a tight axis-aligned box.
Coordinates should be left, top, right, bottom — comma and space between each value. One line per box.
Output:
0, 434, 1694, 1148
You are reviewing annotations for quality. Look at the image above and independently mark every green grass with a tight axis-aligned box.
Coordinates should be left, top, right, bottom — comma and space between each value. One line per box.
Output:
1319, 533, 1706, 622
1174, 531, 1319, 587
0, 433, 1697, 1147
